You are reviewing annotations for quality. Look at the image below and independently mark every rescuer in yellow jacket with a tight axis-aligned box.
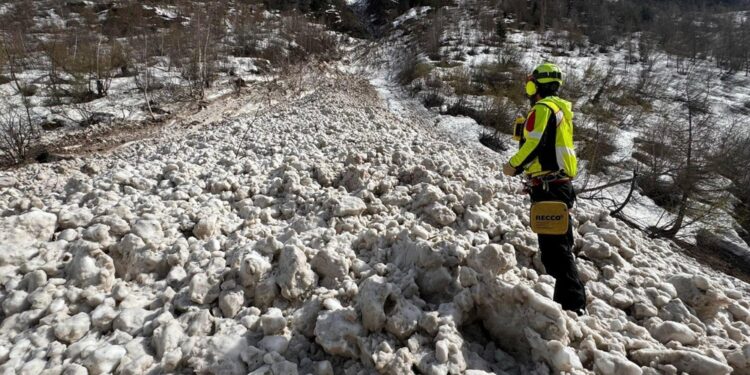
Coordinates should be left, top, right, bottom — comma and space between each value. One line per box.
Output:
503, 63, 587, 315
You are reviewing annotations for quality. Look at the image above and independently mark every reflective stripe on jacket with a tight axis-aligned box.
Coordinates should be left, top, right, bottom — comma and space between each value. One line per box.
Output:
509, 96, 578, 178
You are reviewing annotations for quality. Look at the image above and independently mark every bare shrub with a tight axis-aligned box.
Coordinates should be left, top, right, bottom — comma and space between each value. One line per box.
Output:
395, 50, 432, 85
425, 74, 443, 89
0, 110, 38, 165
446, 96, 516, 134
575, 121, 617, 174
478, 12, 496, 44
283, 14, 340, 60
445, 97, 479, 118
17, 84, 37, 97
497, 43, 522, 68
161, 4, 226, 99
479, 130, 507, 152
422, 8, 446, 60
638, 171, 682, 210
479, 97, 517, 135
229, 4, 267, 58
447, 67, 474, 96
421, 91, 444, 108
472, 60, 526, 105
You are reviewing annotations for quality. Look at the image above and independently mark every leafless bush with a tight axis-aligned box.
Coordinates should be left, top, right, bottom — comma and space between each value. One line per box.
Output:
497, 43, 522, 68
575, 121, 617, 175
478, 12, 496, 44
472, 60, 526, 105
422, 8, 446, 60
283, 15, 340, 60
445, 96, 517, 135
445, 97, 479, 118
479, 130, 507, 152
17, 84, 37, 97
476, 97, 517, 135
395, 50, 432, 85
0, 110, 38, 165
421, 91, 444, 108
448, 67, 474, 96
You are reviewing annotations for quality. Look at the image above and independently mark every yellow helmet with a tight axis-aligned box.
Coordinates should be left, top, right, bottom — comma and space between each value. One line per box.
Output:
525, 63, 563, 97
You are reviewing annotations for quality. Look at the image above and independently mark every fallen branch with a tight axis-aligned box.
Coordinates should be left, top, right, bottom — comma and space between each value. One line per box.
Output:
610, 171, 638, 216
578, 176, 635, 194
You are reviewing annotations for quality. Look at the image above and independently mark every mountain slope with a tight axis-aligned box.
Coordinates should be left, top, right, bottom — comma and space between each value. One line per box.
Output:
2, 64, 750, 374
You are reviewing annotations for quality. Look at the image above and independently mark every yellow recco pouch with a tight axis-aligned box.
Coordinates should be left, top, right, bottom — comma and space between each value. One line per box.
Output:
530, 201, 569, 235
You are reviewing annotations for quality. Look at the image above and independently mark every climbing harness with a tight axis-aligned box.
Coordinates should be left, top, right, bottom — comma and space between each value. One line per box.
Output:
528, 171, 570, 192
522, 171, 571, 235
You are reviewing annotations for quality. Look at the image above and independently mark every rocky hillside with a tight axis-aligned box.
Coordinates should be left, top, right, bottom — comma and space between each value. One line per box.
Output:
1, 66, 750, 375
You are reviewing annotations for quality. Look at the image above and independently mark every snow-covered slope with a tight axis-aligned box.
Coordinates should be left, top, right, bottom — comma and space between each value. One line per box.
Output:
2, 66, 750, 375
374, 0, 750, 244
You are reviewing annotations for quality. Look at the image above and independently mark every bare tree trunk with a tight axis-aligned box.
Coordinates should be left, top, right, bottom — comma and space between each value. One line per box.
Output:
611, 171, 638, 216
539, 0, 546, 32
141, 34, 154, 120
662, 86, 695, 238
95, 36, 103, 97
202, 22, 212, 95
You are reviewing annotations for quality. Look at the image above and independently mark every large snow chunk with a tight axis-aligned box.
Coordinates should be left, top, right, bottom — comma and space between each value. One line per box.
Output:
475, 279, 568, 365
468, 243, 516, 276
82, 344, 126, 375
112, 234, 167, 281
240, 251, 272, 290
113, 307, 151, 336
332, 196, 367, 217
190, 272, 220, 304
463, 208, 496, 231
385, 298, 421, 340
276, 246, 317, 300
260, 308, 287, 335
91, 304, 118, 331
187, 335, 248, 375
3, 290, 31, 316
0, 176, 17, 187
357, 275, 393, 332
425, 202, 457, 226
648, 320, 698, 345
131, 219, 164, 247
668, 274, 731, 319
0, 211, 57, 266
630, 348, 732, 375
153, 320, 185, 359
311, 247, 350, 288
58, 207, 94, 229
65, 240, 116, 292
219, 291, 244, 318
314, 308, 364, 359
592, 349, 642, 375
54, 313, 91, 343
525, 329, 582, 373
193, 216, 220, 239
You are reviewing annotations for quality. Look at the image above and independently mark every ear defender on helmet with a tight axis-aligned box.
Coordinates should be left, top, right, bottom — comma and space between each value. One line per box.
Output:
525, 78, 538, 97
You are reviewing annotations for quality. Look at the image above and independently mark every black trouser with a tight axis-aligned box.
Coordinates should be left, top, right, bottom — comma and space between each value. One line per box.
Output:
530, 181, 587, 312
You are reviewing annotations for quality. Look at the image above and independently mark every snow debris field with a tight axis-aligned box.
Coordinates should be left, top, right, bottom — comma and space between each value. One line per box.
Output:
2, 70, 750, 375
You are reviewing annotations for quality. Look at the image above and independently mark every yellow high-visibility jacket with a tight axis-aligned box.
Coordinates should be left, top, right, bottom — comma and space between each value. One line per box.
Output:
509, 96, 577, 178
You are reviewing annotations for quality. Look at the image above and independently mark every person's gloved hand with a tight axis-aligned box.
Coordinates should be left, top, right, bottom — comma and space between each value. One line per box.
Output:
502, 162, 518, 176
